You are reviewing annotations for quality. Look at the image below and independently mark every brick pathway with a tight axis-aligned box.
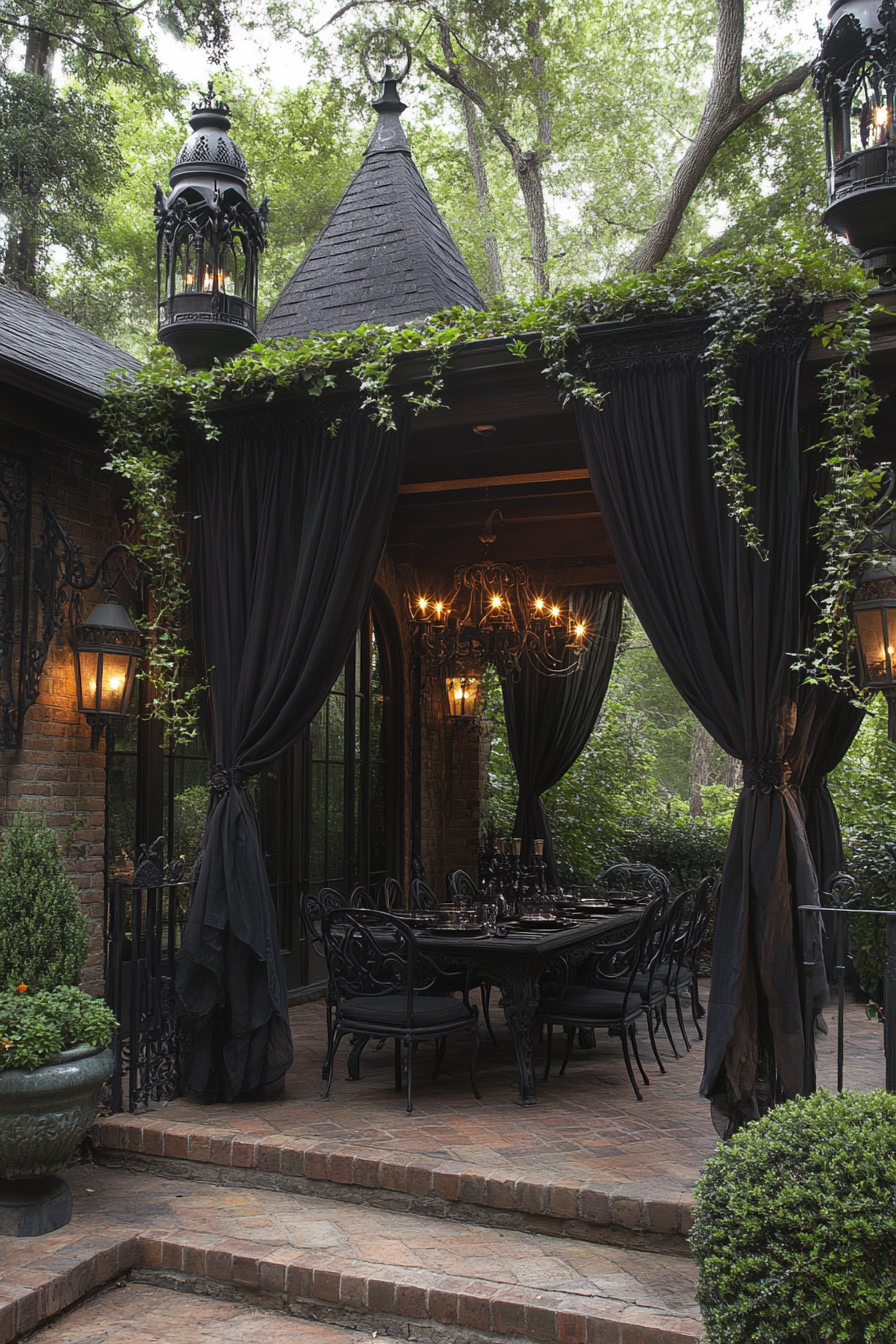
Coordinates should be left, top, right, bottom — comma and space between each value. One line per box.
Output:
3, 1165, 703, 1343
28, 1282, 372, 1344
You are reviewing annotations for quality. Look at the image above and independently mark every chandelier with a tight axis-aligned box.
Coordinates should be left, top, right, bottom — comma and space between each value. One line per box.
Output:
405, 510, 591, 681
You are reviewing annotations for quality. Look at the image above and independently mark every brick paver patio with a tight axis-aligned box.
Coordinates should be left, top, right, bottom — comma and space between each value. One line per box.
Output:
1, 989, 886, 1344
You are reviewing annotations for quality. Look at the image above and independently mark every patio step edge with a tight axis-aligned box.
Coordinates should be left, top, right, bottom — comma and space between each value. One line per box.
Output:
0, 1227, 137, 1343
134, 1231, 706, 1344
90, 1124, 694, 1257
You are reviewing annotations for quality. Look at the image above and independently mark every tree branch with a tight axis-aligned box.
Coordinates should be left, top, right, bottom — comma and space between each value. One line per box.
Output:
0, 13, 145, 66
629, 0, 813, 273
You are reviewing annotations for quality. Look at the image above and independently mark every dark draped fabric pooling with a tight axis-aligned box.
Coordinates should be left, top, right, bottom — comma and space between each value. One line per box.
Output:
501, 586, 623, 885
574, 318, 859, 1134
176, 402, 408, 1103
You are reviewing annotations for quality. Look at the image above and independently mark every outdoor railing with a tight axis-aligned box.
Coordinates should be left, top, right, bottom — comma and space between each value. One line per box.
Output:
798, 876, 896, 1097
104, 872, 191, 1113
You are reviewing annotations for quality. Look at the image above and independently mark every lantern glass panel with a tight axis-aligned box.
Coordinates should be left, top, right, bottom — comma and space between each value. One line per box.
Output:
855, 607, 891, 681
446, 674, 482, 717
79, 650, 135, 715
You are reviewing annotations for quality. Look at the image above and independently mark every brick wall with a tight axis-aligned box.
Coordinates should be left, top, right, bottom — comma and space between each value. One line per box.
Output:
0, 448, 120, 996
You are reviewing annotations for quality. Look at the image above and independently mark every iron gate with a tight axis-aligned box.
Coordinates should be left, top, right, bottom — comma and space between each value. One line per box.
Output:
104, 843, 190, 1113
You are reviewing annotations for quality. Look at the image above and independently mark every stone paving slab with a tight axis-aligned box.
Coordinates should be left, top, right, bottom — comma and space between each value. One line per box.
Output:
28, 1282, 375, 1344
1, 1164, 704, 1343
91, 991, 886, 1249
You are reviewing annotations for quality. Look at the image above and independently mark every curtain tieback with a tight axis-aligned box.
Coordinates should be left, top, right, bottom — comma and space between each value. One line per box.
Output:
210, 764, 249, 796
744, 757, 792, 793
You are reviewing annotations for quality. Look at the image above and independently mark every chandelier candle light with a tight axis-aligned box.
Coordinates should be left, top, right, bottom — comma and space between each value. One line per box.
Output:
407, 507, 591, 697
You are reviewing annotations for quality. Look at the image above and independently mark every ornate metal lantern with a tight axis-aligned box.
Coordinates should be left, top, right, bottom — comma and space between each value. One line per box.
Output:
850, 552, 896, 737
155, 83, 268, 368
814, 0, 896, 281
73, 595, 141, 750
407, 510, 590, 682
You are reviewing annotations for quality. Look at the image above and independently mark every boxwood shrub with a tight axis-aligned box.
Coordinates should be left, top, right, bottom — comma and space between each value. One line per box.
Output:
691, 1090, 896, 1344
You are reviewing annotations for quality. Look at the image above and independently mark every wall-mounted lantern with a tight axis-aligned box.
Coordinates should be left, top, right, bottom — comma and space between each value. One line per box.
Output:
155, 82, 268, 369
73, 594, 142, 750
445, 670, 483, 718
814, 0, 896, 281
850, 552, 896, 738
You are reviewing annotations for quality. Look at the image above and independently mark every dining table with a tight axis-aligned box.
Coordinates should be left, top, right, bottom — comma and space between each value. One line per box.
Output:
414, 910, 640, 1106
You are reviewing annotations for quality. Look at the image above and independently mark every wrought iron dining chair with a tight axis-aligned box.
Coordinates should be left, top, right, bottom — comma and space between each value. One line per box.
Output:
597, 862, 671, 902
537, 894, 674, 1100
663, 877, 717, 1049
348, 884, 377, 909
380, 876, 405, 911
410, 876, 498, 1046
447, 869, 480, 900
321, 908, 481, 1113
409, 878, 441, 911
299, 886, 351, 1080
593, 891, 690, 1070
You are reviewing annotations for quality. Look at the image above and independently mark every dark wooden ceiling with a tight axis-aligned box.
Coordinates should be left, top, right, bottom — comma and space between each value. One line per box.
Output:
388, 363, 621, 593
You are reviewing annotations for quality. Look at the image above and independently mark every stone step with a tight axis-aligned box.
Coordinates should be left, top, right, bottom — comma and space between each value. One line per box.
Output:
28, 1281, 379, 1344
92, 1119, 695, 1257
4, 1163, 703, 1344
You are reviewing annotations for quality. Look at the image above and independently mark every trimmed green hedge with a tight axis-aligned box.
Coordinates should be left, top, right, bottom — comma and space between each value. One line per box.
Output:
691, 1090, 896, 1343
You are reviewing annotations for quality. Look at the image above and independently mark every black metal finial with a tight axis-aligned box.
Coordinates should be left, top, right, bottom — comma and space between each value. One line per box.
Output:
361, 28, 412, 88
192, 79, 230, 117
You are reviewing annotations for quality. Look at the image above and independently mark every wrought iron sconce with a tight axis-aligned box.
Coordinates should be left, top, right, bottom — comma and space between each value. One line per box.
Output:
0, 465, 144, 752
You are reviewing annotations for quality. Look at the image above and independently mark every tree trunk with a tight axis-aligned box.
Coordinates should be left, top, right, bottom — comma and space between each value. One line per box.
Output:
3, 25, 56, 289
629, 0, 811, 273
689, 722, 714, 817
425, 17, 551, 295
515, 153, 549, 293
724, 754, 742, 789
459, 97, 504, 298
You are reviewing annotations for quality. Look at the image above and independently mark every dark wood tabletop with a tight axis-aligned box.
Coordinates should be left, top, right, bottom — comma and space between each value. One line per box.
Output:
414, 911, 640, 1105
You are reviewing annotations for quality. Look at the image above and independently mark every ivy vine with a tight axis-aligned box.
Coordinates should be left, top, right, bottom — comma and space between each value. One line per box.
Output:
97, 247, 884, 742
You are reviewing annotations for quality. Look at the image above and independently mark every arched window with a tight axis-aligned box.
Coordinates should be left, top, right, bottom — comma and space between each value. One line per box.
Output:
106, 596, 403, 993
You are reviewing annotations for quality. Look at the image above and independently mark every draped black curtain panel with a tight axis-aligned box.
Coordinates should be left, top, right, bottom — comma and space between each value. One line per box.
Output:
501, 587, 623, 885
574, 318, 842, 1134
177, 402, 408, 1102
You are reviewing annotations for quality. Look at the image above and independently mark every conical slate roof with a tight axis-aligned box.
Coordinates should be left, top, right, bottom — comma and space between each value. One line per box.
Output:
261, 78, 484, 339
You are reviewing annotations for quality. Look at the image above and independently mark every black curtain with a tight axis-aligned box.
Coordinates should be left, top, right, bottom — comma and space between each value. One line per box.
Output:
176, 402, 408, 1102
574, 318, 841, 1134
803, 694, 864, 894
501, 587, 623, 885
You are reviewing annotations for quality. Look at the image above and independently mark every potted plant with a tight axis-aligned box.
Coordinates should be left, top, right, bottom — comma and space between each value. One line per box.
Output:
0, 811, 117, 1236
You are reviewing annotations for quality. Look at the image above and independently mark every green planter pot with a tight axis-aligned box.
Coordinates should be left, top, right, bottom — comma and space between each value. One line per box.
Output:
0, 1044, 114, 1180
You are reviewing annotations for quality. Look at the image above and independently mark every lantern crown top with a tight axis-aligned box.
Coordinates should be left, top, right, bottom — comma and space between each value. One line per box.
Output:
171, 80, 247, 188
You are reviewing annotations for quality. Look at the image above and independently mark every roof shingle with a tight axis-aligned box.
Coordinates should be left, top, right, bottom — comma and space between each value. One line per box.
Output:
0, 284, 139, 401
261, 80, 484, 340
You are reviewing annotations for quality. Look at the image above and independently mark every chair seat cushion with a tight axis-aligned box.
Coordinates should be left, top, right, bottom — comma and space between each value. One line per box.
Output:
539, 985, 634, 1023
339, 993, 476, 1032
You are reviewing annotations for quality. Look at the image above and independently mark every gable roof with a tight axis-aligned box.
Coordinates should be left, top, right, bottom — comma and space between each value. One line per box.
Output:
261, 79, 484, 340
0, 284, 139, 404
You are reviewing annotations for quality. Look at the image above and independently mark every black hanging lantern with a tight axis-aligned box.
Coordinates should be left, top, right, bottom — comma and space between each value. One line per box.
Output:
814, 0, 896, 282
73, 595, 141, 750
155, 82, 268, 369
